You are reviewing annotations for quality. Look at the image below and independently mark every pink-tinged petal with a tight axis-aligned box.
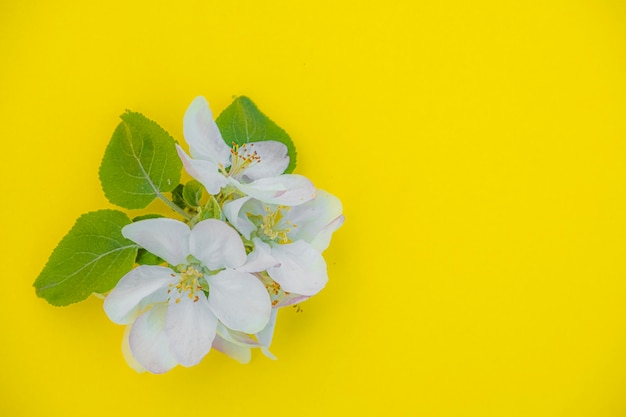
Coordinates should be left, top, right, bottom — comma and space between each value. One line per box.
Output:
274, 292, 310, 308
222, 196, 256, 239
177, 145, 228, 195
122, 218, 190, 266
237, 238, 280, 273
212, 334, 252, 364
183, 96, 231, 166
257, 308, 278, 360
268, 241, 328, 296
122, 325, 147, 373
128, 304, 178, 374
242, 141, 289, 180
207, 269, 271, 334
235, 174, 316, 206
104, 265, 174, 324
190, 219, 247, 270
164, 292, 217, 367
288, 190, 344, 249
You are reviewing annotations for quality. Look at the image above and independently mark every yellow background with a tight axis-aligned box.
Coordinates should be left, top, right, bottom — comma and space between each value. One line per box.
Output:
2, 0, 626, 415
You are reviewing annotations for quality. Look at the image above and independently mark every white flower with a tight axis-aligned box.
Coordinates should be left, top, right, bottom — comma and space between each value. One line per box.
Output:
224, 190, 344, 296
104, 218, 272, 374
176, 96, 316, 206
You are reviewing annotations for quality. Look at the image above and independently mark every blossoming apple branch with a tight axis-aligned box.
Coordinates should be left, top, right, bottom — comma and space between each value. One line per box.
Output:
34, 96, 343, 373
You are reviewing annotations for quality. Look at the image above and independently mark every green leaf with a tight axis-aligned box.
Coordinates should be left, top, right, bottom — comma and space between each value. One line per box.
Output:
99, 111, 182, 209
171, 184, 186, 209
132, 213, 164, 222
136, 248, 164, 266
198, 195, 222, 221
183, 180, 203, 208
34, 210, 138, 306
216, 96, 297, 173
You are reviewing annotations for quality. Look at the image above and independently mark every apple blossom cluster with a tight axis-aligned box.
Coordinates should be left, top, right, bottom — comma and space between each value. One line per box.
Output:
102, 97, 343, 373
34, 95, 342, 374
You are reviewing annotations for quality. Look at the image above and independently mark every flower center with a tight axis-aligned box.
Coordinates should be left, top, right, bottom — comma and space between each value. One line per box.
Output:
220, 142, 260, 180
168, 265, 204, 303
258, 205, 297, 244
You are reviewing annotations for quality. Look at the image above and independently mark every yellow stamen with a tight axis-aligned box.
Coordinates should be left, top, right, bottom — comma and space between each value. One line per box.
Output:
227, 142, 261, 179
260, 205, 293, 243
169, 266, 205, 303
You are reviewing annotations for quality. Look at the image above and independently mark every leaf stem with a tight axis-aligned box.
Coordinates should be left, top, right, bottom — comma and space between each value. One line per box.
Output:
157, 192, 193, 220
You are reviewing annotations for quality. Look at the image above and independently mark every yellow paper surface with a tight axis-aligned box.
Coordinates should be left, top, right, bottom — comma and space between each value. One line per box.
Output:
2, 1, 626, 415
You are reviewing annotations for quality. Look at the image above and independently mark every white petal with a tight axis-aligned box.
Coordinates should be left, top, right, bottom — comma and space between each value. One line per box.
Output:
189, 219, 247, 270
183, 96, 231, 166
216, 322, 262, 347
212, 335, 252, 364
122, 218, 190, 266
177, 145, 228, 195
242, 141, 289, 180
310, 214, 345, 252
104, 265, 174, 324
164, 292, 217, 367
128, 304, 178, 374
234, 174, 316, 206
237, 238, 280, 273
207, 269, 271, 334
257, 308, 278, 360
222, 196, 257, 239
122, 324, 147, 373
268, 241, 328, 296
288, 190, 344, 250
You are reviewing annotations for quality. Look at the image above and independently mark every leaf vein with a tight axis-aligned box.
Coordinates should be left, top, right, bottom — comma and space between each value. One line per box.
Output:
37, 245, 137, 291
